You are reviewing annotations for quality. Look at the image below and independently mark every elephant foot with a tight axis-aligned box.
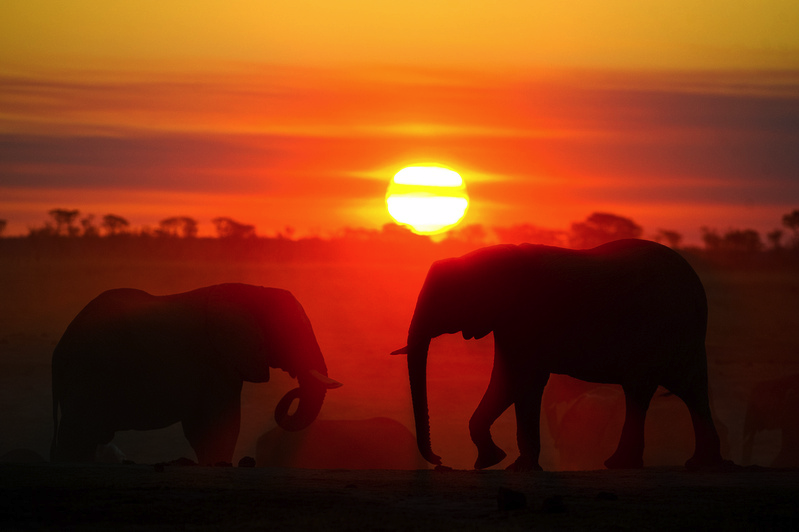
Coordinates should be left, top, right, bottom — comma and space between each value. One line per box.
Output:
474, 443, 507, 470
604, 453, 644, 470
505, 455, 542, 472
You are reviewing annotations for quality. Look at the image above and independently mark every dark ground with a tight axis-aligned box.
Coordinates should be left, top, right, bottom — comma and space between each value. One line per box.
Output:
1, 463, 798, 530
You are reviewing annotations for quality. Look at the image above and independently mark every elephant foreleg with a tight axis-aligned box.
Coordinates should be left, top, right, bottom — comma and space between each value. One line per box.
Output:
54, 417, 112, 462
604, 382, 657, 469
470, 356, 513, 470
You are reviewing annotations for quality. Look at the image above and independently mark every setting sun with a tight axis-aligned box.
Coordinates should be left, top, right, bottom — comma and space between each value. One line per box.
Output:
385, 166, 469, 235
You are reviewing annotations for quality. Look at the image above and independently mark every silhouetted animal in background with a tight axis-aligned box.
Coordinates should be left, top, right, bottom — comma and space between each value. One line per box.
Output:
392, 239, 724, 471
51, 283, 341, 465
256, 417, 426, 469
543, 375, 731, 470
742, 374, 799, 467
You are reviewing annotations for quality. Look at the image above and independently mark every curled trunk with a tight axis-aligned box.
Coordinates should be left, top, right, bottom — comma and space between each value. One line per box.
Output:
274, 375, 327, 431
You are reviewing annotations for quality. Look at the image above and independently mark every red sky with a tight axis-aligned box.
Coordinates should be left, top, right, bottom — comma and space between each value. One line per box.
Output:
2, 2, 799, 243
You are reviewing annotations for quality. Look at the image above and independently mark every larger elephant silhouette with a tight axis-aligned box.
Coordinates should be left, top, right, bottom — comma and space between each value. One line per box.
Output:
392, 239, 724, 471
51, 283, 342, 464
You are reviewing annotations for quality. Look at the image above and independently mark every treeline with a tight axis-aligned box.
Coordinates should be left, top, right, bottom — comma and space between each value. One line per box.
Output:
1, 209, 798, 266
17, 209, 256, 240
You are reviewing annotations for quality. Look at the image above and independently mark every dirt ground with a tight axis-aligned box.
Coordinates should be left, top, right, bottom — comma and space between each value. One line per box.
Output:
1, 463, 798, 530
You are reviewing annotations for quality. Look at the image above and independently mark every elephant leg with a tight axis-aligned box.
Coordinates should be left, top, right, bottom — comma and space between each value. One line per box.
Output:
605, 382, 657, 469
469, 355, 513, 470
54, 417, 111, 462
677, 381, 723, 470
183, 385, 242, 466
506, 371, 549, 472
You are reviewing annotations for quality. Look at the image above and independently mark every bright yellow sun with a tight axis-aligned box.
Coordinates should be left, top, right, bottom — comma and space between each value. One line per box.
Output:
385, 165, 469, 235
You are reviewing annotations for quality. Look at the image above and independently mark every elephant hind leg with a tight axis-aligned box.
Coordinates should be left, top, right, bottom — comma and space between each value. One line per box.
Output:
674, 376, 724, 470
604, 382, 657, 469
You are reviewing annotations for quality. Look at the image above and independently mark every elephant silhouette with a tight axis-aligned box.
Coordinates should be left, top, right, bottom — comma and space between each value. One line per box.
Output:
543, 375, 730, 470
742, 373, 799, 467
51, 283, 341, 465
256, 417, 426, 469
392, 239, 725, 471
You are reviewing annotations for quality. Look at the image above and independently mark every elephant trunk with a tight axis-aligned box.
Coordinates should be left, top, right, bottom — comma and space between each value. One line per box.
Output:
274, 372, 327, 432
407, 339, 442, 466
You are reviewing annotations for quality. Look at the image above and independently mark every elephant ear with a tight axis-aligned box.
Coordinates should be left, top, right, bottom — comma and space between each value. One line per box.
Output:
454, 246, 520, 339
206, 284, 272, 382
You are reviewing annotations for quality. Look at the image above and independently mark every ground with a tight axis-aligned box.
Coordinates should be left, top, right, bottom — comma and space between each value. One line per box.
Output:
2, 464, 798, 530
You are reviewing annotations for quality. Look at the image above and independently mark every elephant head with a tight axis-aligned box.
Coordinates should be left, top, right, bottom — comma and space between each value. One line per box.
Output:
392, 247, 522, 465
207, 284, 341, 432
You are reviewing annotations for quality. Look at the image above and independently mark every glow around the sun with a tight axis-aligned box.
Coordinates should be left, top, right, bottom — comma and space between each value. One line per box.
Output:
386, 165, 469, 235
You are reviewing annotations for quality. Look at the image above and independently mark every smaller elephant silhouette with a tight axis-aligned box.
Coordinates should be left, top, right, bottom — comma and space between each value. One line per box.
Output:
742, 374, 799, 467
256, 417, 426, 469
51, 283, 342, 465
543, 375, 730, 470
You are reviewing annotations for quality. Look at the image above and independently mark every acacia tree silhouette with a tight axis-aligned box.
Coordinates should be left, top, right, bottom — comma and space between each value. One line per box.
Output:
102, 215, 130, 236
48, 209, 80, 237
767, 229, 784, 250
783, 210, 799, 247
569, 213, 642, 249
212, 217, 256, 239
701, 227, 762, 253
654, 229, 683, 249
158, 217, 198, 238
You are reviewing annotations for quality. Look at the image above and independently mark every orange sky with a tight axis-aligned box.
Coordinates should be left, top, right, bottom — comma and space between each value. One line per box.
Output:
1, 2, 799, 242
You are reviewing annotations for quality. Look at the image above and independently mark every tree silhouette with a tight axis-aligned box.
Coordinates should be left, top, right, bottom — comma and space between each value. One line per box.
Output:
493, 224, 568, 246
723, 229, 762, 253
702, 227, 762, 253
767, 229, 784, 251
701, 227, 722, 251
157, 217, 181, 237
569, 213, 642, 249
48, 209, 80, 237
102, 215, 130, 236
80, 215, 99, 238
212, 217, 256, 239
444, 224, 488, 246
783, 209, 799, 247
179, 217, 198, 238
157, 217, 198, 238
0, 219, 6, 237
654, 229, 683, 249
